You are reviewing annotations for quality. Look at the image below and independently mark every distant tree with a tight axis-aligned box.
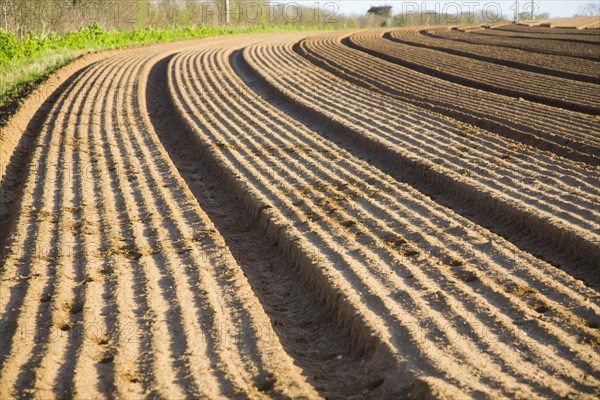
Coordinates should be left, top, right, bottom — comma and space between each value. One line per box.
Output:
367, 5, 392, 26
518, 11, 549, 21
367, 6, 392, 19
576, 2, 600, 16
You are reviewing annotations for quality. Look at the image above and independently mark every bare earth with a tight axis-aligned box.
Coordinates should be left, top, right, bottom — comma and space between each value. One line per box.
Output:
1, 23, 599, 399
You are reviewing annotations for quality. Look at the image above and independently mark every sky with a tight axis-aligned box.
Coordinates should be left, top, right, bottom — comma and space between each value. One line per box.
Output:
284, 1, 597, 18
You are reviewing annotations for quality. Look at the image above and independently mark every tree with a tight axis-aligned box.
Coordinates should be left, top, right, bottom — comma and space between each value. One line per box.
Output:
367, 5, 392, 26
518, 11, 549, 21
367, 6, 392, 19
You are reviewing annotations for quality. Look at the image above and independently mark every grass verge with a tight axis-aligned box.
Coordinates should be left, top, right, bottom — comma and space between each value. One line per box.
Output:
0, 23, 327, 106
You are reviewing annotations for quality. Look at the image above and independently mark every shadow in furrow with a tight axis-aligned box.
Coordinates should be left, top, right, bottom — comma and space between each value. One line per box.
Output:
232, 48, 600, 290
53, 72, 104, 397
298, 39, 600, 166
121, 79, 204, 397
52, 93, 87, 399
0, 66, 96, 373
410, 30, 600, 84
14, 78, 73, 393
0, 65, 93, 263
146, 55, 398, 399
0, 92, 65, 369
468, 31, 600, 61
83, 72, 118, 396
343, 36, 600, 115
97, 63, 157, 396
472, 30, 600, 46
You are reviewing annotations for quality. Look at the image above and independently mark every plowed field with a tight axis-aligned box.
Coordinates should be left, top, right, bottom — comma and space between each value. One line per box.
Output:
1, 24, 599, 399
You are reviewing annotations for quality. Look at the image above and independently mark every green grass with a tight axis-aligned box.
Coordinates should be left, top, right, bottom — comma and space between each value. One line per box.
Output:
0, 23, 328, 104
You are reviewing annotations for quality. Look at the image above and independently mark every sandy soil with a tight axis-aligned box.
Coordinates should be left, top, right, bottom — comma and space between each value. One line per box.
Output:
393, 27, 600, 83
1, 22, 599, 399
441, 27, 600, 60
518, 16, 600, 29
298, 30, 600, 165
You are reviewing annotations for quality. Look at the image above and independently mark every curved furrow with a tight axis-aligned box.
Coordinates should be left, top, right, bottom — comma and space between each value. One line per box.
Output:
270, 39, 600, 218
391, 28, 600, 83
242, 38, 600, 326
12, 54, 161, 399
103, 47, 318, 399
105, 53, 193, 398
104, 50, 317, 398
93, 55, 156, 398
279, 39, 600, 209
297, 30, 600, 165
2, 28, 599, 400
243, 36, 596, 318
347, 30, 600, 114
481, 25, 600, 44
30, 55, 138, 398
129, 51, 313, 398
490, 24, 600, 36
474, 29, 600, 57
247, 38, 600, 281
496, 24, 600, 35
0, 42, 318, 398
71, 56, 131, 398
0, 57, 114, 398
171, 49, 431, 398
519, 16, 600, 29
439, 28, 600, 61
244, 40, 600, 390
166, 41, 600, 398
178, 48, 521, 396
175, 47, 517, 397
147, 53, 385, 399
0, 59, 111, 332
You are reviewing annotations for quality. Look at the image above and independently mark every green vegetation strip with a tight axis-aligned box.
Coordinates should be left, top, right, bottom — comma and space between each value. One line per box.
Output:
0, 23, 325, 105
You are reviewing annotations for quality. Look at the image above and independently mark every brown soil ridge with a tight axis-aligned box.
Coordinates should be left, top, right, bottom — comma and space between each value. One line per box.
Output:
447, 29, 600, 61
394, 28, 600, 84
148, 51, 406, 399
494, 24, 600, 36
346, 31, 600, 115
169, 36, 600, 397
0, 51, 123, 264
520, 16, 600, 29
297, 30, 600, 165
1, 28, 599, 400
0, 35, 321, 399
244, 36, 600, 284
480, 25, 600, 44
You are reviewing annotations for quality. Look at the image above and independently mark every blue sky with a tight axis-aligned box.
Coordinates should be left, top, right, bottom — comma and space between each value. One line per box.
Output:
286, 1, 597, 18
